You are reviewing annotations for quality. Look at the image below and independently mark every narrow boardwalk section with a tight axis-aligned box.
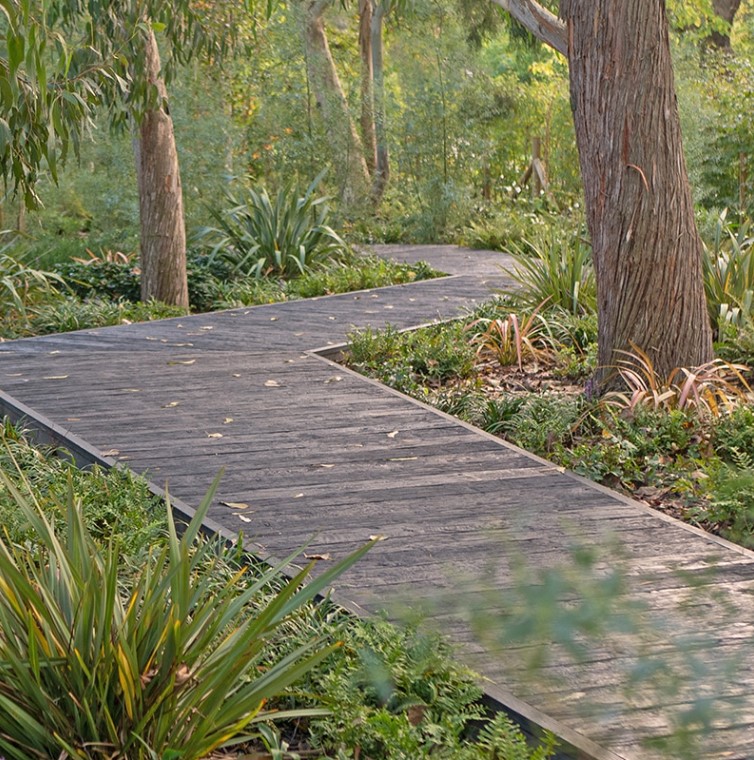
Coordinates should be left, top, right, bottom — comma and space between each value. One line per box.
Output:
2, 245, 754, 759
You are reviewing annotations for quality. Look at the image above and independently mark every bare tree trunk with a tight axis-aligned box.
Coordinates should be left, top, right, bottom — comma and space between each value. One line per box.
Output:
304, 0, 370, 206
371, 1, 389, 203
359, 0, 377, 174
709, 0, 742, 48
136, 28, 188, 309
561, 0, 713, 383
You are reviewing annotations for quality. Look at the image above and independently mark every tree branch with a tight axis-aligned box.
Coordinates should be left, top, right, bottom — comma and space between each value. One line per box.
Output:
490, 0, 568, 57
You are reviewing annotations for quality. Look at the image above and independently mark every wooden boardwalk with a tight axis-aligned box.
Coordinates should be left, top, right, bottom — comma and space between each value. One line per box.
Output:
2, 245, 754, 759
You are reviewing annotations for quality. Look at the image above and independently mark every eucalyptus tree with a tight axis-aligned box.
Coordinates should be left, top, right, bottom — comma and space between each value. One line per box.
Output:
491, 0, 714, 385
1, 0, 236, 308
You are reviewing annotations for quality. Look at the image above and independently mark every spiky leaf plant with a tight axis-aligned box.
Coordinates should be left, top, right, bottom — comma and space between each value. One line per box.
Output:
0, 468, 373, 760
199, 171, 349, 279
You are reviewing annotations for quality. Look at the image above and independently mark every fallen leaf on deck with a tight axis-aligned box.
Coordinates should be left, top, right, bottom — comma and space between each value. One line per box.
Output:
200, 326, 213, 331
145, 336, 158, 341
325, 375, 343, 384
172, 343, 194, 347
369, 534, 387, 541
232, 373, 241, 378
207, 432, 223, 439
223, 417, 233, 424
44, 375, 69, 380
66, 417, 80, 422
304, 553, 331, 561
328, 316, 336, 320
168, 359, 196, 366
387, 430, 399, 438
316, 464, 335, 468
388, 456, 417, 462
162, 401, 179, 408
270, 317, 278, 321
121, 388, 141, 393
294, 493, 304, 498
222, 501, 250, 510
237, 514, 253, 523
100, 449, 120, 457
49, 350, 61, 355
264, 379, 280, 387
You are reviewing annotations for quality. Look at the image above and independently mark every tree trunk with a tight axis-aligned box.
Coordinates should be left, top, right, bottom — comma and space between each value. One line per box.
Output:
709, 0, 742, 48
359, 0, 377, 174
304, 0, 370, 206
371, 1, 390, 203
561, 0, 713, 383
136, 28, 188, 309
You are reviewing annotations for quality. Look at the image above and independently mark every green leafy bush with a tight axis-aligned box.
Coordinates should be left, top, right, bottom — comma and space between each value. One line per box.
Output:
0, 465, 373, 760
702, 211, 754, 331
199, 172, 349, 278
54, 258, 141, 302
23, 296, 184, 336
347, 323, 476, 396
501, 228, 596, 315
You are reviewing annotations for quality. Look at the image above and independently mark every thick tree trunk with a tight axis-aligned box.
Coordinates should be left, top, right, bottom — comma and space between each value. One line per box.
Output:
561, 0, 713, 383
304, 0, 370, 206
709, 0, 742, 48
359, 0, 377, 174
135, 29, 188, 309
371, 1, 390, 203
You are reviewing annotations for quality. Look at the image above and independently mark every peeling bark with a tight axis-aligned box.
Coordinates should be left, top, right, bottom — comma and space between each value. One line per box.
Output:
304, 0, 370, 205
136, 29, 188, 309
561, 0, 713, 382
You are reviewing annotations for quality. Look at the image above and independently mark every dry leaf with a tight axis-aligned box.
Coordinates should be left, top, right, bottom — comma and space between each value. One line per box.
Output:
294, 332, 304, 336
264, 379, 280, 387
369, 534, 387, 541
232, 373, 241, 378
172, 342, 194, 347
222, 501, 250, 510
121, 388, 141, 393
66, 417, 80, 422
388, 456, 417, 462
207, 432, 223, 439
387, 430, 399, 438
407, 705, 426, 726
44, 375, 69, 380
200, 326, 214, 331
325, 375, 343, 384
175, 665, 192, 686
168, 359, 196, 366
293, 493, 304, 498
223, 417, 234, 424
100, 449, 120, 457
316, 464, 335, 468
328, 316, 336, 320
145, 336, 158, 342
384, 305, 394, 310
270, 316, 279, 321
162, 401, 179, 408
304, 553, 331, 561
237, 514, 253, 523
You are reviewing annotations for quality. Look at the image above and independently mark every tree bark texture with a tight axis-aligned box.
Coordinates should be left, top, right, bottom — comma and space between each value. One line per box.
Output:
709, 0, 742, 48
305, 0, 370, 206
137, 29, 188, 309
371, 1, 389, 203
560, 0, 713, 381
359, 0, 377, 174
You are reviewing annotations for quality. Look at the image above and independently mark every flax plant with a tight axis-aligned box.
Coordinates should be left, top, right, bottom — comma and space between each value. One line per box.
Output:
0, 469, 373, 760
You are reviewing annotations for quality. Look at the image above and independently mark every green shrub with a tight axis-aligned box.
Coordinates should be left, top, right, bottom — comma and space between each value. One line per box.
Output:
24, 297, 184, 336
501, 228, 596, 315
0, 464, 373, 760
0, 239, 63, 326
347, 323, 476, 396
198, 172, 349, 278
702, 210, 754, 331
54, 258, 141, 302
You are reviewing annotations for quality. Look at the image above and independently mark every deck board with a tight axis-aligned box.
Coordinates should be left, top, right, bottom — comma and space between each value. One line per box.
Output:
2, 244, 754, 759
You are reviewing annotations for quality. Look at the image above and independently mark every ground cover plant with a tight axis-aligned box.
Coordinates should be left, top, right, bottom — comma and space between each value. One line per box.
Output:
0, 423, 557, 759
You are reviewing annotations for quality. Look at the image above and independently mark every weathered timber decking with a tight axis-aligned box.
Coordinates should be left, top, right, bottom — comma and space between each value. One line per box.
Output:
2, 244, 754, 759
